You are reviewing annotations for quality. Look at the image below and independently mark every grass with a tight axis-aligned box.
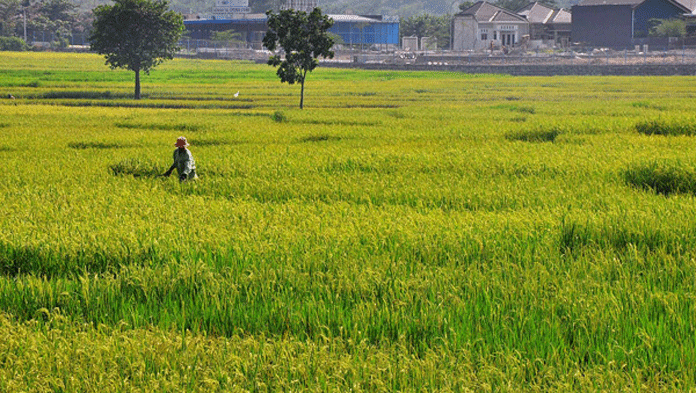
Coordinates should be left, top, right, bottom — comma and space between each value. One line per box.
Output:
635, 119, 696, 136
2, 51, 696, 391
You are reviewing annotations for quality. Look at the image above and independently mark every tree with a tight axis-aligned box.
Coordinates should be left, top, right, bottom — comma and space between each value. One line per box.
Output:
262, 7, 334, 109
401, 13, 451, 49
649, 18, 686, 37
90, 0, 183, 99
0, 0, 20, 37
30, 0, 77, 47
458, 2, 475, 11
495, 0, 557, 12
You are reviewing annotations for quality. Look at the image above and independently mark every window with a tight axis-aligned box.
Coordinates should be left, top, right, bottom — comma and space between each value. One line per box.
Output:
480, 28, 488, 41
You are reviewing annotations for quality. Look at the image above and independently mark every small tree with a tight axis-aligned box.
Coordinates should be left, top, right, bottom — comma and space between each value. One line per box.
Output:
649, 18, 686, 38
90, 0, 183, 99
401, 14, 450, 50
262, 7, 334, 109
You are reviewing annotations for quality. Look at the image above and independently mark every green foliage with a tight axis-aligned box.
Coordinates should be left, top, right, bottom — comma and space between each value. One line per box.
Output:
495, 0, 557, 11
4, 53, 696, 390
90, 0, 184, 99
400, 13, 451, 49
210, 29, 244, 43
0, 0, 20, 36
271, 110, 287, 122
635, 119, 696, 136
263, 7, 334, 109
623, 161, 696, 196
109, 158, 164, 178
505, 126, 561, 142
649, 18, 686, 37
0, 36, 27, 51
458, 1, 475, 11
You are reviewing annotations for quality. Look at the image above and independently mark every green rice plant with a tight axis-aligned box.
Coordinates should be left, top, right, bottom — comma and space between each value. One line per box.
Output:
271, 110, 288, 123
114, 121, 202, 132
623, 160, 696, 195
68, 141, 134, 149
490, 103, 536, 114
3, 52, 696, 391
505, 125, 561, 142
631, 100, 665, 111
41, 90, 119, 99
109, 158, 164, 178
299, 134, 341, 143
635, 119, 696, 136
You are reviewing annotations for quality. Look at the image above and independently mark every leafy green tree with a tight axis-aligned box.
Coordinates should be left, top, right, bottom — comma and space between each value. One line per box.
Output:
90, 0, 184, 99
495, 0, 557, 11
401, 13, 450, 49
649, 18, 686, 37
20, 0, 77, 47
0, 0, 20, 37
262, 7, 334, 109
458, 1, 474, 11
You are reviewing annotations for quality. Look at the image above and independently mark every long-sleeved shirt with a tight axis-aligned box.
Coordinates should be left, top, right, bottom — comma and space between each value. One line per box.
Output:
172, 148, 197, 180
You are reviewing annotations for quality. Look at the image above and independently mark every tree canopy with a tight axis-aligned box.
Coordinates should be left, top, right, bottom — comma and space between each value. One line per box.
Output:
90, 0, 183, 99
400, 14, 451, 49
262, 7, 334, 109
494, 0, 558, 11
649, 18, 686, 38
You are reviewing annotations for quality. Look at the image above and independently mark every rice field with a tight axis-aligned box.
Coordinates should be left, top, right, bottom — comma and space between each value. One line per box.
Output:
2, 51, 696, 391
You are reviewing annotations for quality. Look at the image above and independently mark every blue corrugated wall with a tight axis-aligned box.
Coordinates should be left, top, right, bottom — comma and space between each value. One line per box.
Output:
328, 21, 400, 45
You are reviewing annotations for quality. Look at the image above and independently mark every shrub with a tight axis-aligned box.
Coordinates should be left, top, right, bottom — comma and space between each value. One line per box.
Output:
271, 110, 288, 123
0, 37, 28, 51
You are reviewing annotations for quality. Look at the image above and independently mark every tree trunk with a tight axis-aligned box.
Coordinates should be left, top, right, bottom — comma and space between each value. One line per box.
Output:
134, 68, 141, 100
299, 69, 308, 109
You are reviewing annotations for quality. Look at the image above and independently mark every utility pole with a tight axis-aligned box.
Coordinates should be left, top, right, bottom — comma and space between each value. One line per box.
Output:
22, 0, 29, 43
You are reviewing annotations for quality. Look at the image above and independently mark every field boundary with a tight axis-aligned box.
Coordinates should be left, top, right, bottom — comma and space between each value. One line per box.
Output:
319, 62, 696, 76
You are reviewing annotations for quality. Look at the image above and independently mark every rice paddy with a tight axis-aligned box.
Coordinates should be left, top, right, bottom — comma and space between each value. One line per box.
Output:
1, 51, 696, 391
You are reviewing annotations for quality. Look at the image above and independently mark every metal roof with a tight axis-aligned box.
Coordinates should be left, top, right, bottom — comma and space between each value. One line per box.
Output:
327, 14, 383, 23
577, 0, 694, 10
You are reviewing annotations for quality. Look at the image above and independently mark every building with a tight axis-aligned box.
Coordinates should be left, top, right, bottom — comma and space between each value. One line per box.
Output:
183, 3, 399, 49
572, 0, 695, 48
328, 14, 400, 48
516, 2, 571, 48
452, 1, 530, 51
281, 0, 317, 12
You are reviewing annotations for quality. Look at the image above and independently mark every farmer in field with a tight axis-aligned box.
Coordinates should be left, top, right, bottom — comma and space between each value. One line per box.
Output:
163, 136, 198, 182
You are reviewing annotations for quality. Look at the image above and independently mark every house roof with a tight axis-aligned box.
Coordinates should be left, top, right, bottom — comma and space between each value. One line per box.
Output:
459, 1, 529, 22
516, 2, 554, 22
327, 14, 380, 23
549, 8, 572, 23
577, 0, 694, 11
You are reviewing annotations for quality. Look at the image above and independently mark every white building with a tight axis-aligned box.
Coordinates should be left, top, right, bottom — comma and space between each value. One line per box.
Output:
212, 0, 251, 19
452, 1, 530, 51
281, 0, 318, 12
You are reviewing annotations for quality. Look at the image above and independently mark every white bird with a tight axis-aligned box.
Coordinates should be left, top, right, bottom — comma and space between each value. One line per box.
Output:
233, 91, 239, 98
